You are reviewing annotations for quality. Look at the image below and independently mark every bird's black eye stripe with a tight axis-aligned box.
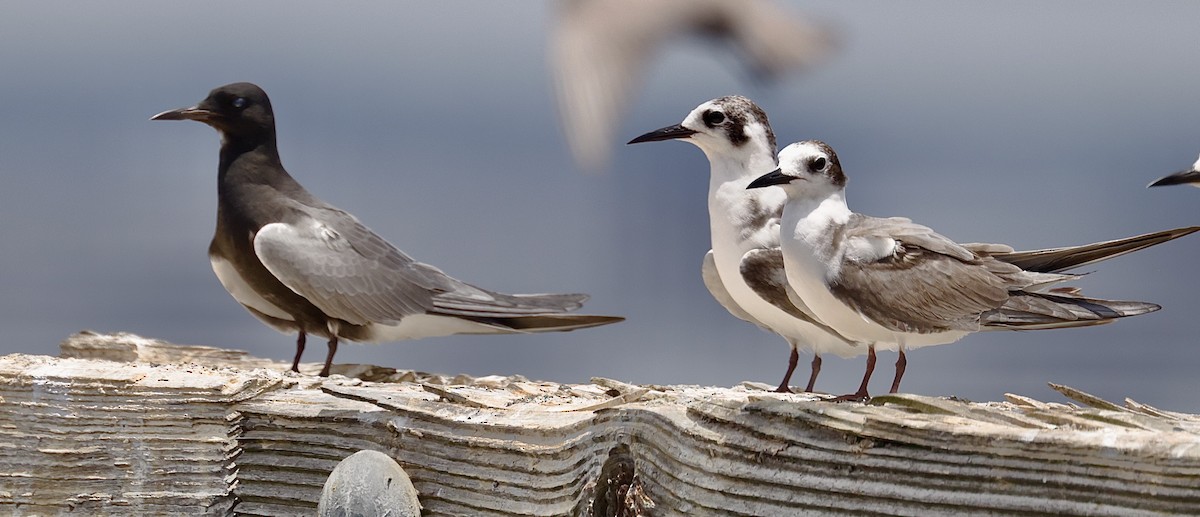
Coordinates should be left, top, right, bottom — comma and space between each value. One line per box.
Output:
232, 97, 247, 109
702, 110, 726, 127
812, 156, 827, 170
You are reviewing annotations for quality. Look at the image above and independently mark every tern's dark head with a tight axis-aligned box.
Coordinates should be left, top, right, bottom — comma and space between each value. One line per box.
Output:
151, 82, 276, 143
747, 140, 845, 197
628, 95, 776, 159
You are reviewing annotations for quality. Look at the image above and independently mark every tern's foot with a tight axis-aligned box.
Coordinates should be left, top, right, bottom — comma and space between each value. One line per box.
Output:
830, 390, 870, 403
773, 384, 793, 394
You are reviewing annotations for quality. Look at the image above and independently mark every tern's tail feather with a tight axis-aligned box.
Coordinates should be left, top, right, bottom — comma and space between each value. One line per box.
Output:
480, 313, 625, 333
429, 289, 619, 333
430, 291, 592, 318
982, 291, 1159, 330
989, 226, 1200, 273
429, 290, 623, 332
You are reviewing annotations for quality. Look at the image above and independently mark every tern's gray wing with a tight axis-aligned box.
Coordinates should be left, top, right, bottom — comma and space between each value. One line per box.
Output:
961, 242, 1015, 255
253, 219, 447, 325
739, 248, 817, 322
831, 215, 1061, 333
428, 288, 589, 319
980, 291, 1159, 330
841, 215, 976, 262
831, 243, 1016, 333
701, 250, 757, 325
983, 226, 1200, 274
741, 248, 857, 344
254, 211, 590, 326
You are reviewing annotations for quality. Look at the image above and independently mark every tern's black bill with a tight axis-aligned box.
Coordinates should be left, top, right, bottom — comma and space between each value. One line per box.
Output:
627, 124, 698, 144
150, 106, 217, 122
746, 169, 793, 189
1148, 169, 1200, 188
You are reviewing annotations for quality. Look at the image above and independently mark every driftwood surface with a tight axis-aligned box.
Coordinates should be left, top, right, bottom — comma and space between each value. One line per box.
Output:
2, 331, 1199, 516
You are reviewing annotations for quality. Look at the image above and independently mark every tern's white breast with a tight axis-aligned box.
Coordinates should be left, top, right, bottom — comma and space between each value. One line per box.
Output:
707, 180, 857, 355
211, 255, 293, 321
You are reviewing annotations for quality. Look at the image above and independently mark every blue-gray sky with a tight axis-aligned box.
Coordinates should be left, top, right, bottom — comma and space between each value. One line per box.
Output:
3, 2, 1200, 411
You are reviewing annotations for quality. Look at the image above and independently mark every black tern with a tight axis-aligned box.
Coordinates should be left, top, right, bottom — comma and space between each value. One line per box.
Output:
152, 82, 623, 376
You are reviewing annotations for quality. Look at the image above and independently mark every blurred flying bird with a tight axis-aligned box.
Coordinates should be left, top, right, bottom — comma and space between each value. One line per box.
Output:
554, 0, 834, 171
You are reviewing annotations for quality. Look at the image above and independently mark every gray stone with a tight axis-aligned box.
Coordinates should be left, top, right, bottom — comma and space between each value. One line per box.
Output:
318, 450, 420, 517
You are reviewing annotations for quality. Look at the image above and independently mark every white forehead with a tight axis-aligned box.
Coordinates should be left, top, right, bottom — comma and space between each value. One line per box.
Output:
682, 99, 722, 126
1192, 153, 1200, 171
779, 141, 828, 170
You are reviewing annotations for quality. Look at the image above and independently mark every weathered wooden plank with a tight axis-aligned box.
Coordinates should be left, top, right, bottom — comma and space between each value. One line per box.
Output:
1, 332, 1198, 516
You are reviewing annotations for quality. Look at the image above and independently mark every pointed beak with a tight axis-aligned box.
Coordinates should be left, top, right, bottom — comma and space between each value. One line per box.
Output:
627, 124, 697, 144
150, 106, 217, 122
1148, 169, 1200, 188
747, 168, 794, 189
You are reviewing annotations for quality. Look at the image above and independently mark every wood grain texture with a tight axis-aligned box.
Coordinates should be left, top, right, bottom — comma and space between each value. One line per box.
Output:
1, 331, 1197, 516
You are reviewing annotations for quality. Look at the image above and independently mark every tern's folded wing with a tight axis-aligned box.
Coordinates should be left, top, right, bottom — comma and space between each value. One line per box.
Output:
253, 219, 444, 326
739, 247, 832, 329
831, 215, 1034, 333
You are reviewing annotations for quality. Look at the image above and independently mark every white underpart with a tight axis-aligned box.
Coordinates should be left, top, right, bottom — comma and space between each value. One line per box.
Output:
211, 255, 293, 321
688, 117, 858, 357
779, 190, 970, 351
356, 314, 511, 342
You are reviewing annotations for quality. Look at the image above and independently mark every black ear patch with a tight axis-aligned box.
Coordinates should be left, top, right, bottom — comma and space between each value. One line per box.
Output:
711, 96, 776, 152
724, 120, 748, 146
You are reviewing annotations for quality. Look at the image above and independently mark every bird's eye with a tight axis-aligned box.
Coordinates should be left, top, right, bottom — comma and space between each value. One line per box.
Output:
702, 110, 726, 126
812, 157, 827, 170
232, 97, 247, 109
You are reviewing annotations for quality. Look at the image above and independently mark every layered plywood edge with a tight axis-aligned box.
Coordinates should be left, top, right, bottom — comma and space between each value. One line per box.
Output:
1, 331, 1198, 516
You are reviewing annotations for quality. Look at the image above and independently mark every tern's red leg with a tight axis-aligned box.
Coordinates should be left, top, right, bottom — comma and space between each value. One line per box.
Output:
774, 348, 800, 393
291, 331, 306, 373
889, 349, 907, 394
319, 335, 338, 377
832, 345, 875, 402
803, 354, 822, 393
